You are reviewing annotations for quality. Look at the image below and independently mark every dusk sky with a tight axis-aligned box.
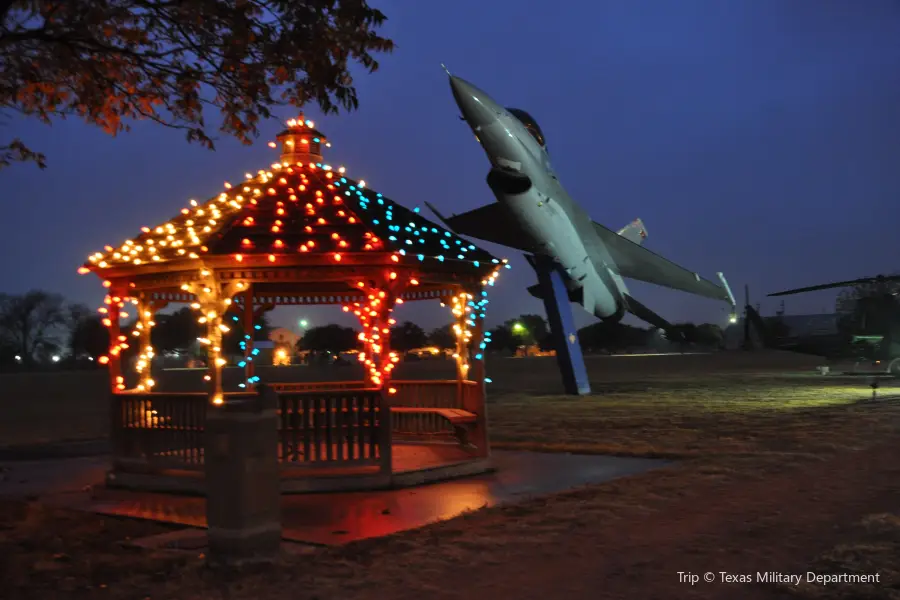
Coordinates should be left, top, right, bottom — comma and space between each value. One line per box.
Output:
2, 0, 899, 333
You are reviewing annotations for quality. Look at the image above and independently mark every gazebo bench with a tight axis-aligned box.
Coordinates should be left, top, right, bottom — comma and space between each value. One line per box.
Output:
390, 407, 477, 446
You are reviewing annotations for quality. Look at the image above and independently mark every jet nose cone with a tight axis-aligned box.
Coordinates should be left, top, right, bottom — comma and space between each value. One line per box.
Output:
449, 75, 497, 129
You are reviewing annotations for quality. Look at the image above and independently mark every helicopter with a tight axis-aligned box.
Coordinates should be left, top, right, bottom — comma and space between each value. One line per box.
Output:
764, 274, 900, 375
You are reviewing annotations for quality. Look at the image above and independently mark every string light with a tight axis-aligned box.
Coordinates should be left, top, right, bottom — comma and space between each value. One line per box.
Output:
79, 114, 510, 397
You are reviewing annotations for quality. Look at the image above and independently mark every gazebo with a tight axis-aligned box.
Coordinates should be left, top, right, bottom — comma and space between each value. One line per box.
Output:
80, 115, 508, 493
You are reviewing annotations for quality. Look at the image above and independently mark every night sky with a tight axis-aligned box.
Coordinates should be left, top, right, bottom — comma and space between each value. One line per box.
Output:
2, 0, 899, 334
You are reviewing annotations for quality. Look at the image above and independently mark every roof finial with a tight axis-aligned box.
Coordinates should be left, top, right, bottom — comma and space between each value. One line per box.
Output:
441, 63, 451, 76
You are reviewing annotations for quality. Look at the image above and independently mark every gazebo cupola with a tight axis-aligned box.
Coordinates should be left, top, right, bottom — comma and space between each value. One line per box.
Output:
272, 113, 330, 165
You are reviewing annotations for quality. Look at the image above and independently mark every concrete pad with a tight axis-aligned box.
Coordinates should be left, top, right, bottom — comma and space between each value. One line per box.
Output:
0, 456, 107, 498
68, 450, 668, 545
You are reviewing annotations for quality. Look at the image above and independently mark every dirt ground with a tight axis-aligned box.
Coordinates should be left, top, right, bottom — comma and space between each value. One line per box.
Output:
1, 351, 899, 599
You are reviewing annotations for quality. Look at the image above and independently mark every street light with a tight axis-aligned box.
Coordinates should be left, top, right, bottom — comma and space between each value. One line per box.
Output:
299, 319, 308, 328
512, 322, 526, 334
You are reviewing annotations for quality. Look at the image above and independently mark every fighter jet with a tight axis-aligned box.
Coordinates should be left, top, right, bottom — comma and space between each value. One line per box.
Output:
426, 73, 737, 330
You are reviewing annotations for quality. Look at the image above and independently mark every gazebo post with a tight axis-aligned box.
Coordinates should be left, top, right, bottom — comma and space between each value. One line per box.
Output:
196, 275, 229, 404
450, 290, 471, 397
466, 291, 489, 455
242, 285, 255, 390
134, 296, 156, 392
106, 301, 123, 393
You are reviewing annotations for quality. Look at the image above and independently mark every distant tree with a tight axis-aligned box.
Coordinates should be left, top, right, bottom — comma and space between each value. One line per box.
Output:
66, 303, 108, 363
221, 310, 272, 354
578, 321, 649, 353
488, 324, 517, 354
835, 275, 900, 316
152, 307, 202, 353
0, 336, 17, 368
298, 324, 359, 353
762, 316, 791, 340
664, 322, 699, 350
504, 314, 549, 347
0, 0, 394, 169
0, 290, 67, 366
390, 320, 427, 352
427, 324, 456, 349
693, 323, 724, 348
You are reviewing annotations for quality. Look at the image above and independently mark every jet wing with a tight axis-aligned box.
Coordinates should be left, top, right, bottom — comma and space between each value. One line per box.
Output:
425, 201, 534, 252
589, 221, 731, 303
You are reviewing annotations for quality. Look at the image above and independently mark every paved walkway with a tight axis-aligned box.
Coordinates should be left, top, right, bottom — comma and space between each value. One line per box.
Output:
1, 450, 667, 545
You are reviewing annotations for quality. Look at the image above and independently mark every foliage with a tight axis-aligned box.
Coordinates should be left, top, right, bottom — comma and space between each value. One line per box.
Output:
389, 320, 427, 352
831, 277, 900, 351
297, 323, 358, 353
0, 290, 67, 365
66, 302, 108, 362
488, 324, 516, 354
693, 323, 724, 348
578, 321, 649, 352
221, 310, 271, 354
0, 0, 394, 168
835, 276, 900, 315
663, 322, 696, 346
427, 324, 456, 350
151, 307, 201, 353
503, 314, 548, 347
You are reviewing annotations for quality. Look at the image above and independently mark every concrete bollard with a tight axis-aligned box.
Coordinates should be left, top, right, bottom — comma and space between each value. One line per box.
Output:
205, 384, 281, 566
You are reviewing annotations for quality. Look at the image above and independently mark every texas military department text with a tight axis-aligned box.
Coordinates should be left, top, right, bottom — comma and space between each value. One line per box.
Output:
679, 572, 881, 586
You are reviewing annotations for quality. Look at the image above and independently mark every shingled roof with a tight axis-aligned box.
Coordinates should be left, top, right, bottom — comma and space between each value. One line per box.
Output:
81, 116, 503, 277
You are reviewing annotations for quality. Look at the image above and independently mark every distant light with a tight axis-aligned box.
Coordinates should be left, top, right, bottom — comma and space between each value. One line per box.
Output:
51, 355, 60, 362
728, 313, 738, 324
14, 355, 21, 361
299, 319, 309, 328
512, 322, 525, 333
88, 356, 94, 361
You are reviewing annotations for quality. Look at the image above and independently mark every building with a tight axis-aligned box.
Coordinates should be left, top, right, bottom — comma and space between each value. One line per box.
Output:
269, 327, 300, 349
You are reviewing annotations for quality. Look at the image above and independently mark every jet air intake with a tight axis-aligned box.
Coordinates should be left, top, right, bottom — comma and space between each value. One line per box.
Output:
486, 167, 532, 196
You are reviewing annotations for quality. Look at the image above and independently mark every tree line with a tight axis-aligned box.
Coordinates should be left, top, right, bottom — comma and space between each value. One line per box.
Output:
0, 290, 276, 370
0, 290, 735, 371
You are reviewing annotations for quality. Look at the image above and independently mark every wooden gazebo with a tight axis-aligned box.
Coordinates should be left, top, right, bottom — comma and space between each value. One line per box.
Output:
80, 115, 508, 493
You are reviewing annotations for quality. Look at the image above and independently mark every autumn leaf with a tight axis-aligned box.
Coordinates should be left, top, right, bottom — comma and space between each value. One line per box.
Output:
0, 0, 394, 169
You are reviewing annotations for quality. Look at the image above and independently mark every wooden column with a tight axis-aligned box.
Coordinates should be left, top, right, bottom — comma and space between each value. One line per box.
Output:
467, 308, 489, 455
134, 298, 156, 392
196, 274, 227, 405
107, 302, 123, 393
242, 286, 255, 389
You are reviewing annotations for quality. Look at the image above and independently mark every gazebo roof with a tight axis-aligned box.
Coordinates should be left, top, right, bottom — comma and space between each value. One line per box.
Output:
81, 117, 503, 279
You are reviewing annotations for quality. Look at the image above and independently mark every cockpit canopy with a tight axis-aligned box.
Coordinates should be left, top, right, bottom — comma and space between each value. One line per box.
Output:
507, 108, 547, 149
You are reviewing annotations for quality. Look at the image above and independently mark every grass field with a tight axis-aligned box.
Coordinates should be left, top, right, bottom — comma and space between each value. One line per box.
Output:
1, 350, 898, 599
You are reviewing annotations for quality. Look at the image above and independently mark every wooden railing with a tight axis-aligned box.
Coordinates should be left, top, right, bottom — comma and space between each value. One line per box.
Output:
388, 380, 477, 437
111, 392, 207, 471
270, 381, 368, 393
110, 380, 477, 477
277, 388, 383, 467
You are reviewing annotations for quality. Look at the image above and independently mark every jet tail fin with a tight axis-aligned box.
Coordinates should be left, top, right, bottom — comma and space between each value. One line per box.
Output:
617, 218, 648, 245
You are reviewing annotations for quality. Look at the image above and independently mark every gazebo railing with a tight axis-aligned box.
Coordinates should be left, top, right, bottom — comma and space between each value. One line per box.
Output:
388, 380, 478, 437
111, 392, 207, 471
270, 381, 368, 393
109, 380, 480, 476
277, 388, 383, 467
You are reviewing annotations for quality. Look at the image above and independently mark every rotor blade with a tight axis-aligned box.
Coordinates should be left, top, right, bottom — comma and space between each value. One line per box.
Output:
768, 275, 900, 296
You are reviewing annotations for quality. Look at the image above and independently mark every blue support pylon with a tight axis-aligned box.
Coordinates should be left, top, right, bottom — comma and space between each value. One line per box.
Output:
531, 254, 591, 395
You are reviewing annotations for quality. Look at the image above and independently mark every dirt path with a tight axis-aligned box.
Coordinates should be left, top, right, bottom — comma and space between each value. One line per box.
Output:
354, 440, 900, 600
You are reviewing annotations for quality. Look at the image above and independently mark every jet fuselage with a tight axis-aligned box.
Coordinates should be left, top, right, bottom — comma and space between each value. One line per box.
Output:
450, 76, 624, 320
